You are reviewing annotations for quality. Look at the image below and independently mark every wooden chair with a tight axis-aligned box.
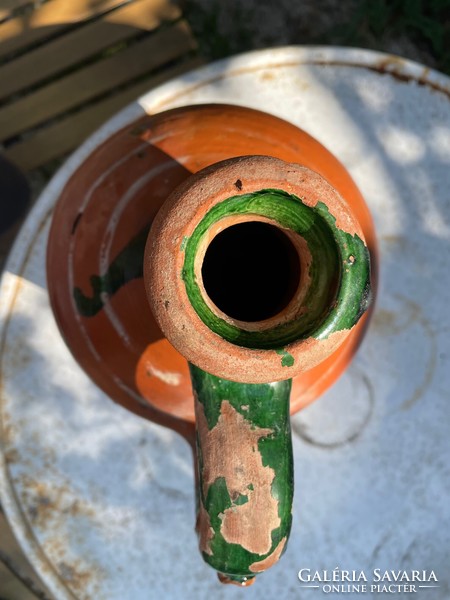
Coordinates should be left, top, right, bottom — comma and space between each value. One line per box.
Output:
0, 0, 202, 266
0, 0, 201, 172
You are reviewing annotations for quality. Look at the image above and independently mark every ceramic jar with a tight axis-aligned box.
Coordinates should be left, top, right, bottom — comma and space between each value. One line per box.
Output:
145, 154, 373, 584
47, 104, 377, 586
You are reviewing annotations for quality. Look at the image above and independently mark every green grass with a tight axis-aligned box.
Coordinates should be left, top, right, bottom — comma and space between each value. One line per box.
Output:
322, 0, 450, 74
185, 0, 450, 74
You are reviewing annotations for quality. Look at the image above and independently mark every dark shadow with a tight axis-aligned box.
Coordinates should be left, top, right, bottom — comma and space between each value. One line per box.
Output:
45, 121, 196, 439
202, 221, 301, 322
0, 156, 30, 234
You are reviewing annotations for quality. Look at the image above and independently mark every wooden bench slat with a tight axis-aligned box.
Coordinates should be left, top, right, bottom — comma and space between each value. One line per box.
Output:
0, 0, 34, 23
0, 0, 181, 100
0, 20, 196, 140
4, 56, 204, 170
0, 0, 128, 59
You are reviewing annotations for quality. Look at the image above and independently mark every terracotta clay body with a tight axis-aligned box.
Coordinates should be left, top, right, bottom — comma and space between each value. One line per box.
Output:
47, 104, 377, 426
145, 155, 373, 583
47, 104, 377, 585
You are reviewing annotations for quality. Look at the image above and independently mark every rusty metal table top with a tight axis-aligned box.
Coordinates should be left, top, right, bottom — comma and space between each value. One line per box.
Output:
1, 47, 449, 599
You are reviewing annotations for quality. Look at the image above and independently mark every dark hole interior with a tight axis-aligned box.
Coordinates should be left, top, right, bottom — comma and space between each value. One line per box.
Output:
201, 221, 301, 322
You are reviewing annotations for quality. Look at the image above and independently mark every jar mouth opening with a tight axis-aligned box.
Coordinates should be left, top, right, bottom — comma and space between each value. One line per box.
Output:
194, 214, 311, 332
182, 188, 358, 350
145, 156, 372, 382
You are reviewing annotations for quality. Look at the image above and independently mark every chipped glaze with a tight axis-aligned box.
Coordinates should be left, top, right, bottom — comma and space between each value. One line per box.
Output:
196, 400, 278, 556
190, 365, 293, 583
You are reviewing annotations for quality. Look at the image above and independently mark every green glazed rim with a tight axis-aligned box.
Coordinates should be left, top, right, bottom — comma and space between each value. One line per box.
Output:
182, 189, 371, 350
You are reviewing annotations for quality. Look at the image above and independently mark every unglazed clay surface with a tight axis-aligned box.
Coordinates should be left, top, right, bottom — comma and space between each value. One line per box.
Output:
146, 156, 371, 384
190, 365, 292, 580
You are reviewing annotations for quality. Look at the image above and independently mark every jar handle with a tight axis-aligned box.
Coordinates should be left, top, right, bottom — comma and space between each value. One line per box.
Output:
189, 363, 293, 586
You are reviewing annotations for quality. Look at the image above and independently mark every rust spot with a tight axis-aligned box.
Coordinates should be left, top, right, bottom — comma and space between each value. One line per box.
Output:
2, 422, 17, 444
148, 59, 450, 119
313, 58, 450, 100
5, 447, 19, 463
196, 501, 214, 555
196, 400, 279, 555
381, 234, 408, 247
372, 295, 437, 410
249, 536, 287, 572
260, 71, 275, 82
58, 559, 97, 593
372, 308, 405, 335
18, 476, 95, 530
11, 475, 106, 593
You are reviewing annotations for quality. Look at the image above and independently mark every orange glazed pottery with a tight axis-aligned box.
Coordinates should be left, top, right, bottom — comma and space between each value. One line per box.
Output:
47, 104, 377, 585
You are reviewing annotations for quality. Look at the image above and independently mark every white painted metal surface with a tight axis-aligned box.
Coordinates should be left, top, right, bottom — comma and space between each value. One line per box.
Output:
1, 47, 449, 599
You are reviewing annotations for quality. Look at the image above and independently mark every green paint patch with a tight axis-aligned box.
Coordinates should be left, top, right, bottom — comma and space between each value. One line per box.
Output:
182, 189, 371, 349
73, 224, 150, 317
233, 493, 249, 506
191, 364, 293, 577
275, 348, 295, 367
282, 355, 294, 367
